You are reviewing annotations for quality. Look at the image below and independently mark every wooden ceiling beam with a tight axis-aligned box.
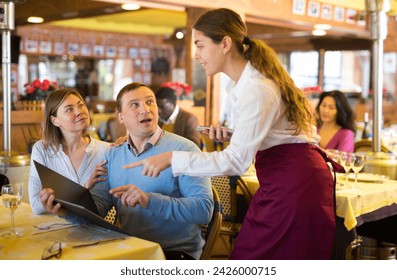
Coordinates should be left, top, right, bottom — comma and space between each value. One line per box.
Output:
14, 0, 123, 26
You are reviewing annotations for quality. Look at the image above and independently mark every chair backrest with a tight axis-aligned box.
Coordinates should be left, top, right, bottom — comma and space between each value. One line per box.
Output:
236, 176, 252, 205
200, 186, 222, 260
211, 176, 250, 224
354, 139, 391, 154
106, 117, 127, 142
104, 206, 117, 225
0, 174, 9, 188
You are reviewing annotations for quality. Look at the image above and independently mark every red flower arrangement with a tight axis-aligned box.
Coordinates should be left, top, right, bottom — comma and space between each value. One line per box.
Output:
23, 79, 58, 101
161, 81, 192, 97
302, 86, 322, 94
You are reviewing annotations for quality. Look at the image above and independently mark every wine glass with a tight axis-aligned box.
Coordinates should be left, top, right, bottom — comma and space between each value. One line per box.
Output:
1, 183, 24, 238
351, 154, 366, 189
326, 149, 340, 162
339, 152, 355, 187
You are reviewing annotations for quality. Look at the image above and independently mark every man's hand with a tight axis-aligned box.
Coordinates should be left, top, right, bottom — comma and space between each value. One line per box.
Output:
110, 184, 149, 208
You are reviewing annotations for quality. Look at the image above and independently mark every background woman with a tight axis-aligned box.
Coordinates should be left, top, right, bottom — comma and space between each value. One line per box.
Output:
124, 8, 342, 259
316, 90, 355, 152
28, 88, 109, 214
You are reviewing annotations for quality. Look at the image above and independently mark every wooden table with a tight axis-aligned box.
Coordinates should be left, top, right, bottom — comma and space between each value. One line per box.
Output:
0, 202, 165, 260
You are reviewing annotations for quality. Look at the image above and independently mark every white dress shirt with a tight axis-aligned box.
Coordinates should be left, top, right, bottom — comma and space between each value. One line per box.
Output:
161, 105, 180, 125
172, 61, 320, 176
28, 137, 110, 214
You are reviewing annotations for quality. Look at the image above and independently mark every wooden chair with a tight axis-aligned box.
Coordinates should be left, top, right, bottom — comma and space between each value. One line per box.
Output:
104, 206, 117, 225
210, 175, 251, 258
200, 186, 222, 260
163, 186, 222, 260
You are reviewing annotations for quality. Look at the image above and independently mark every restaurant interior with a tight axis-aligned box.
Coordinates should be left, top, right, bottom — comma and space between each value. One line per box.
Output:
2, 0, 397, 260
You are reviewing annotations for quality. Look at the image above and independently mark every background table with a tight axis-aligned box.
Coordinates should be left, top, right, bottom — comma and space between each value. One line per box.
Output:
242, 173, 397, 231
0, 202, 165, 260
241, 172, 397, 259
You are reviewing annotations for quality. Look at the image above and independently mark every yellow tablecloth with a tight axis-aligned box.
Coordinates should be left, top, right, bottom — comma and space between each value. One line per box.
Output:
241, 173, 397, 232
0, 203, 165, 260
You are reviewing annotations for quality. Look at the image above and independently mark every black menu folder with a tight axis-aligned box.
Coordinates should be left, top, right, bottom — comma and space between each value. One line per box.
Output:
34, 160, 99, 214
34, 160, 132, 236
53, 198, 132, 236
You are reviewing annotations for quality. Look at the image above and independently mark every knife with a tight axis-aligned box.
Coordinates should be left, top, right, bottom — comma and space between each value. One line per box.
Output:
72, 237, 126, 248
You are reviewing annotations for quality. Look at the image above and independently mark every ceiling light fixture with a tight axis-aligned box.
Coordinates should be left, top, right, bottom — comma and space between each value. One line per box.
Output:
27, 16, 44, 24
313, 24, 332, 30
121, 3, 141, 10
312, 29, 326, 36
175, 31, 184, 39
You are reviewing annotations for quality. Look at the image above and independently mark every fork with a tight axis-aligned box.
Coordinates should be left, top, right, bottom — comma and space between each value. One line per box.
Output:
33, 223, 72, 230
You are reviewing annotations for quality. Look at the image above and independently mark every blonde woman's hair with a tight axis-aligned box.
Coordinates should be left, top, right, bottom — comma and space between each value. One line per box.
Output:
193, 8, 314, 135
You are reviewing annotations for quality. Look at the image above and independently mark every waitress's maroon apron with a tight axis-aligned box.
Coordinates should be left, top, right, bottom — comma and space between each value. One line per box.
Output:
231, 143, 341, 260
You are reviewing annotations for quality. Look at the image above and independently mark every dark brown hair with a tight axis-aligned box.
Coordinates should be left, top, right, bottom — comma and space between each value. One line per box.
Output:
116, 82, 154, 112
316, 90, 356, 133
194, 8, 314, 135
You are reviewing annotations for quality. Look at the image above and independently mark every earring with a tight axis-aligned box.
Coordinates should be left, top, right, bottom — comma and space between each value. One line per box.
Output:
223, 50, 227, 55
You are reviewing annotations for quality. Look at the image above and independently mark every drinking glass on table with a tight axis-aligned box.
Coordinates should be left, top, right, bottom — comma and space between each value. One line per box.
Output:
1, 183, 24, 238
351, 154, 366, 189
339, 152, 355, 187
325, 149, 340, 162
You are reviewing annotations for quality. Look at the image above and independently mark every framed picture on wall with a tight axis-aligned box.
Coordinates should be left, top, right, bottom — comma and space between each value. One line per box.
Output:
25, 40, 38, 53
321, 4, 332, 20
94, 45, 104, 57
134, 73, 142, 83
54, 42, 65, 55
142, 59, 151, 72
129, 48, 138, 58
134, 59, 142, 71
39, 41, 52, 54
68, 43, 80, 55
346, 9, 357, 24
140, 48, 150, 58
292, 0, 306, 15
334, 6, 345, 22
143, 73, 151, 85
10, 70, 17, 84
106, 46, 116, 58
118, 47, 127, 58
307, 1, 320, 18
81, 44, 92, 56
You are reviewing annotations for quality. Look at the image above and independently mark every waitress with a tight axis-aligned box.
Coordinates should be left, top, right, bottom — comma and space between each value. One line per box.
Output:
123, 8, 342, 260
